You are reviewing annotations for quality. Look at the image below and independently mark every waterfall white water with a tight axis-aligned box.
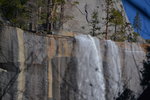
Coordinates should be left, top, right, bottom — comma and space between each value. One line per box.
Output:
75, 35, 105, 100
106, 40, 123, 99
0, 27, 147, 100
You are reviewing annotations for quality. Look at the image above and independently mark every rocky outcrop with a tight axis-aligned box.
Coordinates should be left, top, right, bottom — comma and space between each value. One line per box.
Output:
63, 0, 128, 35
0, 26, 148, 100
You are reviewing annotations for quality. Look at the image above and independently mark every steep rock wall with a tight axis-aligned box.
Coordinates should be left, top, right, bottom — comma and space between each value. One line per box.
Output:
0, 26, 148, 100
63, 0, 128, 35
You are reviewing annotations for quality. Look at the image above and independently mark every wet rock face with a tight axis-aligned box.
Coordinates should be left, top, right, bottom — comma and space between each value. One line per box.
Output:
0, 26, 147, 100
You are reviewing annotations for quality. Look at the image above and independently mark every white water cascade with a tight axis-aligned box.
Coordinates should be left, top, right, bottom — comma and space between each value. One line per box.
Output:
74, 35, 125, 100
105, 40, 123, 99
75, 35, 105, 100
0, 27, 146, 100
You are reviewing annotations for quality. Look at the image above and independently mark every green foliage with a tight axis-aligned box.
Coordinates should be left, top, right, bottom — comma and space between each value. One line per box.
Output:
0, 0, 74, 32
37, 0, 46, 6
63, 15, 74, 21
109, 8, 124, 27
89, 11, 102, 37
109, 8, 127, 41
109, 9, 139, 42
110, 31, 127, 42
71, 1, 79, 6
141, 47, 150, 87
127, 32, 139, 42
0, 0, 28, 19
133, 12, 141, 33
38, 13, 47, 24
104, 0, 113, 39
55, 0, 66, 4
0, 0, 29, 29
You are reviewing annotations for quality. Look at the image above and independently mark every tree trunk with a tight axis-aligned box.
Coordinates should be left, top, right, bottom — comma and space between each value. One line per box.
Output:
46, 0, 51, 34
105, 20, 108, 39
105, 1, 109, 39
115, 22, 117, 34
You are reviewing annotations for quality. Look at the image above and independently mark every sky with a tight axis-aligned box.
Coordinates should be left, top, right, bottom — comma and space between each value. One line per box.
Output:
122, 0, 150, 39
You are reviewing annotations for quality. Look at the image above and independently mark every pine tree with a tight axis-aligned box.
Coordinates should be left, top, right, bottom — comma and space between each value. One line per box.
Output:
0, 0, 29, 29
46, 0, 65, 33
89, 11, 101, 37
46, 0, 51, 33
126, 12, 141, 42
109, 8, 124, 34
109, 8, 126, 41
133, 12, 141, 34
104, 0, 113, 39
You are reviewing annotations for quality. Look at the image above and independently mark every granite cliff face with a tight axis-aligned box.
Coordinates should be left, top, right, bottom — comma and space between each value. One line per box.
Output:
63, 0, 128, 35
0, 26, 148, 100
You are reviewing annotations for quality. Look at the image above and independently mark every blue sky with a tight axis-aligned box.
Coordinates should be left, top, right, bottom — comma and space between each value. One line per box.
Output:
122, 0, 150, 39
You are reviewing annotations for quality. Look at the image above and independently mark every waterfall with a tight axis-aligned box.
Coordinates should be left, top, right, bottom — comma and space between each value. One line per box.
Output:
74, 35, 124, 100
75, 35, 105, 100
105, 40, 123, 99
0, 26, 146, 100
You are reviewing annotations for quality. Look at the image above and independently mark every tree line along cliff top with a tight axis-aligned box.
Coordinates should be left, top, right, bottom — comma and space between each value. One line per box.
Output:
0, 0, 148, 43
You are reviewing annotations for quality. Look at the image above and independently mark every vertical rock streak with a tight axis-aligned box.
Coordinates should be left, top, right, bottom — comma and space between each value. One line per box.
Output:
17, 28, 26, 100
47, 38, 55, 99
